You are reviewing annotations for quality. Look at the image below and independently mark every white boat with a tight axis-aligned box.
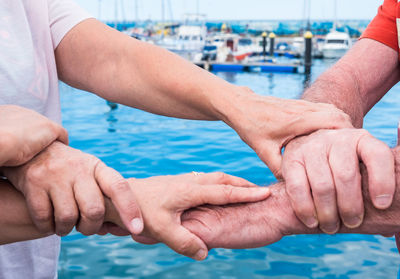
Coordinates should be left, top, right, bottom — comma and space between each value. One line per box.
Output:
322, 31, 352, 59
156, 14, 207, 62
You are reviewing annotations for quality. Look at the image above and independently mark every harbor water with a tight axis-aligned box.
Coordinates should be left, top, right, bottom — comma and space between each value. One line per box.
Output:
59, 59, 400, 278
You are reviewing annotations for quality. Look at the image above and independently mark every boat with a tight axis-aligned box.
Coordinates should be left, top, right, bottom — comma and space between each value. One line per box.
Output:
156, 14, 207, 62
322, 31, 352, 59
321, 0, 352, 59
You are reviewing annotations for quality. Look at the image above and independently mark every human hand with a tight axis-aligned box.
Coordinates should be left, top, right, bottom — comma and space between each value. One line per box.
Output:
224, 88, 353, 177
0, 105, 68, 166
181, 185, 291, 250
3, 141, 143, 237
103, 173, 271, 260
282, 129, 395, 233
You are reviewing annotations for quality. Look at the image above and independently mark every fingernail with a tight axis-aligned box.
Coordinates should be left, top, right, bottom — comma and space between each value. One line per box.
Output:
194, 249, 207, 261
344, 216, 362, 229
375, 194, 393, 209
131, 218, 144, 235
321, 223, 339, 234
305, 217, 318, 228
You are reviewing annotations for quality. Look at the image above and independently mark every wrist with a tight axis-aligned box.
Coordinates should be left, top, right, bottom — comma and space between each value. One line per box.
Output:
211, 85, 256, 126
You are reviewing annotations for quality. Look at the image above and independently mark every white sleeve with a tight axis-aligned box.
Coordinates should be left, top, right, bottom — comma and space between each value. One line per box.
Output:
47, 0, 93, 49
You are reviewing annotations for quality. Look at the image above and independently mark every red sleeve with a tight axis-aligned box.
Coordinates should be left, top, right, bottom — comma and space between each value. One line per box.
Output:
360, 0, 398, 52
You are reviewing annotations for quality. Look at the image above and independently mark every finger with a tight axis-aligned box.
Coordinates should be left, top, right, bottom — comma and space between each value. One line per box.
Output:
95, 161, 144, 235
25, 189, 55, 234
131, 234, 160, 245
329, 142, 363, 229
160, 219, 208, 261
196, 172, 257, 187
187, 184, 270, 207
304, 149, 340, 234
54, 125, 69, 145
291, 111, 353, 137
282, 159, 318, 229
358, 134, 395, 209
74, 177, 105, 236
49, 185, 79, 236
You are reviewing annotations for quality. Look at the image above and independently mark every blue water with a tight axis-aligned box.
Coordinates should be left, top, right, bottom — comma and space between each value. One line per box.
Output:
58, 59, 400, 278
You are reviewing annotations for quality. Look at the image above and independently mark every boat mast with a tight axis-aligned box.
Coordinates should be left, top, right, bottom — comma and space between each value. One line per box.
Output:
98, 0, 102, 20
134, 0, 139, 22
303, 0, 311, 31
161, 0, 165, 23
333, 0, 337, 31
120, 0, 126, 24
167, 0, 174, 22
114, 0, 118, 29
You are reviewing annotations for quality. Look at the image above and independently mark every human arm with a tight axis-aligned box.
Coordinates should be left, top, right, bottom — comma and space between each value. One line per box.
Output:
283, 37, 400, 230
0, 105, 68, 167
181, 145, 400, 249
0, 170, 270, 261
54, 18, 351, 175
2, 141, 144, 237
303, 38, 399, 128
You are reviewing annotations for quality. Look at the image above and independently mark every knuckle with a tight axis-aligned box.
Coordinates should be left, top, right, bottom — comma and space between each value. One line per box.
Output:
32, 207, 52, 224
25, 166, 46, 185
286, 183, 305, 198
82, 204, 105, 222
213, 172, 226, 182
295, 203, 315, 217
56, 210, 78, 225
312, 181, 334, 199
222, 186, 234, 200
111, 179, 130, 192
177, 237, 197, 255
336, 168, 358, 185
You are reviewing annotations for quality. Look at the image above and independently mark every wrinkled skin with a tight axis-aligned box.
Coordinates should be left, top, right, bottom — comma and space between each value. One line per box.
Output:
181, 146, 400, 250
282, 129, 395, 233
102, 173, 270, 260
225, 89, 353, 177
3, 142, 143, 237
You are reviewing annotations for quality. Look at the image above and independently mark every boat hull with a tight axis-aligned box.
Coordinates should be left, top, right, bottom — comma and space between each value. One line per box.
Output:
322, 48, 348, 59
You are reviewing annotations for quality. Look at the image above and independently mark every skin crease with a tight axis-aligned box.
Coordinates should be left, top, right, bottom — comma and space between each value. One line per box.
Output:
0, 148, 272, 261
282, 38, 400, 232
1, 140, 400, 257
180, 145, 400, 250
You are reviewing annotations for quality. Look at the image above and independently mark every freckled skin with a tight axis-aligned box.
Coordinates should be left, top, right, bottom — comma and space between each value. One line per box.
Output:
181, 147, 400, 250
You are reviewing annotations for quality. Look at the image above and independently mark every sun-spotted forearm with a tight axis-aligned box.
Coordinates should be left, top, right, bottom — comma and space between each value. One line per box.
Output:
302, 39, 400, 128
182, 147, 400, 249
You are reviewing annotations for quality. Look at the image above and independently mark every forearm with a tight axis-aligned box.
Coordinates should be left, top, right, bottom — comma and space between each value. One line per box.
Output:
56, 19, 243, 122
183, 147, 400, 249
0, 180, 49, 244
302, 39, 399, 128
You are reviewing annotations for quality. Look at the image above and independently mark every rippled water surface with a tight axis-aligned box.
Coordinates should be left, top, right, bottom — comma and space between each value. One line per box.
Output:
58, 59, 400, 278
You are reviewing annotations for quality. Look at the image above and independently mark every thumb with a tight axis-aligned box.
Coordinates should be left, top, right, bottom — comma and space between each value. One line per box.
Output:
95, 161, 144, 235
162, 221, 208, 261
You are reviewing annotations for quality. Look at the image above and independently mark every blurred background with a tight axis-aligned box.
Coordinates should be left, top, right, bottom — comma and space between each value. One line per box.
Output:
59, 1, 400, 278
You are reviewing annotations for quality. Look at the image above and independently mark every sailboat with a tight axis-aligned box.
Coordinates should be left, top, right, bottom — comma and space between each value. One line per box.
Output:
322, 0, 352, 59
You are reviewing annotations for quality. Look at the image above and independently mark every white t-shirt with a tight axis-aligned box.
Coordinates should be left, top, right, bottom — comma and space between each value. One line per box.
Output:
0, 0, 91, 278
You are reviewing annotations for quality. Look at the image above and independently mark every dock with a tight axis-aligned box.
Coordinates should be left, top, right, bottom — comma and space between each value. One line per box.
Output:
195, 61, 299, 73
